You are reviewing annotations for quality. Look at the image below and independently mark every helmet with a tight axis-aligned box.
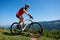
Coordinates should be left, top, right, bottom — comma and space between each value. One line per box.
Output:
25, 4, 30, 8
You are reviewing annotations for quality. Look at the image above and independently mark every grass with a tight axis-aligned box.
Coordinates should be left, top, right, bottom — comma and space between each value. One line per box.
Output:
0, 28, 30, 40
0, 28, 60, 40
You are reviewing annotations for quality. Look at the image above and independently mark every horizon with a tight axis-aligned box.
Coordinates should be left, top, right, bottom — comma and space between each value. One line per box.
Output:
0, 0, 60, 25
0, 19, 60, 26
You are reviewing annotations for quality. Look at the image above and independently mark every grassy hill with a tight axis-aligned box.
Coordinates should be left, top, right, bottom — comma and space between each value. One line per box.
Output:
0, 27, 60, 40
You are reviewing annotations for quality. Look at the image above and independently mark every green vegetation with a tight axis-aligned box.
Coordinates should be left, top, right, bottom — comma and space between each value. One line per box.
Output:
0, 27, 30, 40
0, 27, 60, 40
43, 30, 60, 39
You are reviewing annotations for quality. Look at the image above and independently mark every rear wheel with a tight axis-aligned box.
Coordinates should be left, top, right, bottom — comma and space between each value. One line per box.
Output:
28, 22, 43, 38
10, 22, 21, 35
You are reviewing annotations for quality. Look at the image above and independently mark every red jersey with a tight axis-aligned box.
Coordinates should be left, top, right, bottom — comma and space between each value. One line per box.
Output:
16, 8, 24, 16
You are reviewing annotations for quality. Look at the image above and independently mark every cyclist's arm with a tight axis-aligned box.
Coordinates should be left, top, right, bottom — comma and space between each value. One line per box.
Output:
23, 9, 29, 14
23, 9, 31, 16
23, 9, 33, 19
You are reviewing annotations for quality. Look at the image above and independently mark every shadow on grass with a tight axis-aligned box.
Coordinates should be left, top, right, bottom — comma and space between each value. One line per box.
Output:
19, 32, 30, 37
3, 32, 14, 36
3, 32, 30, 37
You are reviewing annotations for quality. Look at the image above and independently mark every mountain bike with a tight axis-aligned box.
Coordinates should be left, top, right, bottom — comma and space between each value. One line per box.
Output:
10, 16, 43, 36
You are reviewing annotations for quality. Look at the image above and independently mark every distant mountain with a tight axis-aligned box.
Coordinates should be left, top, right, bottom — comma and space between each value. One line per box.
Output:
40, 20, 60, 30
0, 25, 10, 29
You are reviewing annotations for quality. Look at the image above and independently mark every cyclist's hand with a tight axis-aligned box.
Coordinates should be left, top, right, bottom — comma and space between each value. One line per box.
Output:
29, 15, 33, 19
28, 14, 33, 19
30, 15, 33, 19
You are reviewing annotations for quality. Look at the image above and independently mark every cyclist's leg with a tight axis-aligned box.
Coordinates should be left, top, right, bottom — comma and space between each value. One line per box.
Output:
18, 16, 24, 25
15, 15, 23, 31
16, 15, 24, 28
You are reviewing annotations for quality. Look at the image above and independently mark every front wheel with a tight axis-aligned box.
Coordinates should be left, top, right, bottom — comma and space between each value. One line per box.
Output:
28, 22, 43, 37
10, 22, 21, 35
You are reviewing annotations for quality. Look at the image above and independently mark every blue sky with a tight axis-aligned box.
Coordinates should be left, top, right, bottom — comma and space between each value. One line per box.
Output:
0, 0, 60, 25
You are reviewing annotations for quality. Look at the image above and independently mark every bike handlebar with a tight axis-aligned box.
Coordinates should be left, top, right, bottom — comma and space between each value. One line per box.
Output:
28, 14, 33, 19
30, 16, 33, 19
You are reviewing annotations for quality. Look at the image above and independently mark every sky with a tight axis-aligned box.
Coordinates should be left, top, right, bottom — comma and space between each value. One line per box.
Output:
0, 0, 60, 25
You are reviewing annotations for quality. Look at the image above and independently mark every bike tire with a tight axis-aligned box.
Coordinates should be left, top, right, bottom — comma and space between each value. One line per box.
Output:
29, 22, 43, 36
10, 22, 21, 35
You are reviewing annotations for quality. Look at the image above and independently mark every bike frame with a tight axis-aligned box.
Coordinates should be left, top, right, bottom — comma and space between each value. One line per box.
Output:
21, 18, 33, 31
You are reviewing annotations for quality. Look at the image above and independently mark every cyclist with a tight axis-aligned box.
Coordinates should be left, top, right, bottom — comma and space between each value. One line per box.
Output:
16, 4, 33, 26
